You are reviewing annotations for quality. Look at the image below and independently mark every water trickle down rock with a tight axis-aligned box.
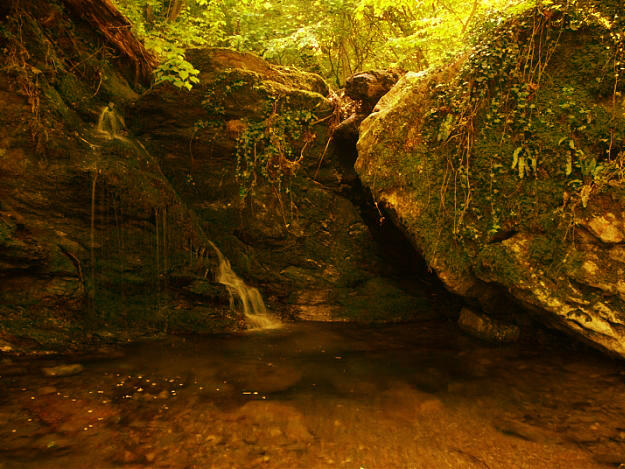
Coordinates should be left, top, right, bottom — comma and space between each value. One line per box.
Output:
96, 102, 129, 142
208, 241, 281, 330
96, 105, 278, 330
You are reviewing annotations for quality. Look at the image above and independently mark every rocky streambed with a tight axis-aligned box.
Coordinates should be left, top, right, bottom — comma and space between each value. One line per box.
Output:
1, 319, 625, 468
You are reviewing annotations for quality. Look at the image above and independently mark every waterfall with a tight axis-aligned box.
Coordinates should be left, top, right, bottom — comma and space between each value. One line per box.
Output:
96, 103, 130, 142
92, 105, 278, 330
208, 241, 281, 330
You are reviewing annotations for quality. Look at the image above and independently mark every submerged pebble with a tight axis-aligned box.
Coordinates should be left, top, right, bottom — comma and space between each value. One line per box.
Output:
42, 364, 84, 377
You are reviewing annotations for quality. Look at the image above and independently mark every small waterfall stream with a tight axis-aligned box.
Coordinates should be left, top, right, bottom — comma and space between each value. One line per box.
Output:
92, 104, 280, 330
209, 241, 281, 330
96, 103, 129, 141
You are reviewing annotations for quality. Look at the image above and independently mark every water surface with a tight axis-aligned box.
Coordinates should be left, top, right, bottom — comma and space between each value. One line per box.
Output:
1, 320, 624, 468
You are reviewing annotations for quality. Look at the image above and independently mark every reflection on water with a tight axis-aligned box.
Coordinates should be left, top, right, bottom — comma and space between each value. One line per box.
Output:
1, 320, 624, 468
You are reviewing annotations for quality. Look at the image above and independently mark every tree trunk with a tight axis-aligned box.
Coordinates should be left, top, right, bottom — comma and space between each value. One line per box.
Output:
61, 0, 157, 85
166, 0, 185, 22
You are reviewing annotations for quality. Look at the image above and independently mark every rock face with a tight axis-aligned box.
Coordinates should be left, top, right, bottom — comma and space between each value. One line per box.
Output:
0, 0, 240, 347
130, 48, 429, 322
334, 69, 403, 157
345, 69, 403, 114
356, 5, 625, 357
0, 0, 430, 349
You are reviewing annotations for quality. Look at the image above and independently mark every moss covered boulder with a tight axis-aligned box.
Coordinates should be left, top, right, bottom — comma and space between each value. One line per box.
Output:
131, 48, 430, 321
356, 2, 625, 357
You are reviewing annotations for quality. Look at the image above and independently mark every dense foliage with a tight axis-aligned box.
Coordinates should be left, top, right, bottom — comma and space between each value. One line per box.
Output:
113, 0, 548, 88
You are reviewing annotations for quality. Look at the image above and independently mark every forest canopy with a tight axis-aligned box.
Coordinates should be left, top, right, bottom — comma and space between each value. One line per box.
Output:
111, 0, 612, 88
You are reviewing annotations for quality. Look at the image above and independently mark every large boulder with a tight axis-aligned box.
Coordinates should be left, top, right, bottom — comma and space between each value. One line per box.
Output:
345, 69, 403, 113
334, 69, 404, 157
356, 3, 625, 357
130, 49, 430, 321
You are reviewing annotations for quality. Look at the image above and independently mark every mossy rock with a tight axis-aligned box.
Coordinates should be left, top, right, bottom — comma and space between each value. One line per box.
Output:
336, 277, 433, 323
356, 3, 625, 357
130, 48, 415, 322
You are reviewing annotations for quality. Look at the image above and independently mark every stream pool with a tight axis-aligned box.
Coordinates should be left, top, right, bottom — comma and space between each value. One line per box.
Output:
1, 320, 624, 468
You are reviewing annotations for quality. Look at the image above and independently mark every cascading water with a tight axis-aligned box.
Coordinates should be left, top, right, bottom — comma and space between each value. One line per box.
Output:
209, 241, 281, 330
93, 104, 279, 330
96, 102, 129, 141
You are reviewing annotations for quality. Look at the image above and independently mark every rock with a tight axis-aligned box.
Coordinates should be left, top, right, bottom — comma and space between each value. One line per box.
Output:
228, 362, 302, 393
34, 433, 73, 450
458, 307, 520, 344
25, 394, 119, 433
582, 212, 625, 244
122, 450, 138, 463
333, 113, 365, 144
345, 69, 403, 112
0, 0, 229, 343
0, 0, 428, 345
38, 386, 57, 395
234, 401, 313, 444
130, 48, 422, 322
0, 340, 13, 353
494, 418, 561, 444
42, 364, 84, 377
355, 6, 625, 358
418, 398, 444, 414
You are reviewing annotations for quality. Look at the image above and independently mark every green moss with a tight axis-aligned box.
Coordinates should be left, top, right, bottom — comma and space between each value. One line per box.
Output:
0, 217, 16, 245
335, 277, 433, 323
56, 73, 92, 109
425, 6, 621, 268
475, 244, 524, 286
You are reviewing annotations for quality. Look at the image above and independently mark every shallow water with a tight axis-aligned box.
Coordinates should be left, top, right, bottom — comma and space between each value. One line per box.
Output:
1, 320, 624, 468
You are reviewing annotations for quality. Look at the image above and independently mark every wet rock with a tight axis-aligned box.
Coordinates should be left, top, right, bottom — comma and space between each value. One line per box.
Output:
381, 384, 446, 423
42, 364, 84, 377
0, 365, 28, 376
418, 398, 444, 414
234, 401, 313, 443
38, 386, 57, 395
229, 362, 302, 393
458, 308, 520, 344
130, 48, 412, 323
355, 11, 625, 358
0, 0, 241, 342
34, 433, 73, 450
121, 450, 139, 463
25, 394, 119, 433
494, 418, 561, 444
0, 340, 14, 353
